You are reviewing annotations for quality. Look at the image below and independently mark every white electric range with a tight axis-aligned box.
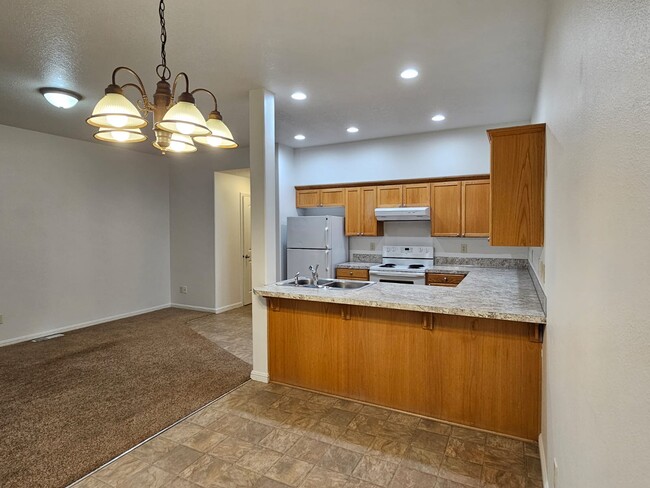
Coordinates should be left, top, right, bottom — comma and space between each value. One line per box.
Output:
369, 246, 435, 285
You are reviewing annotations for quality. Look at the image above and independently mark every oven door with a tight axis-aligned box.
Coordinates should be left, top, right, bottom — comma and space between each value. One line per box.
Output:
369, 270, 425, 285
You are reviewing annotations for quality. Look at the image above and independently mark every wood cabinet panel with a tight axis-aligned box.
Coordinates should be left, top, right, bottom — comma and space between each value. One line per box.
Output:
426, 273, 466, 287
320, 188, 345, 207
268, 299, 542, 440
336, 268, 370, 280
431, 182, 462, 236
360, 187, 382, 236
376, 185, 403, 208
296, 189, 321, 208
488, 124, 545, 246
344, 188, 361, 236
403, 183, 431, 207
462, 179, 490, 237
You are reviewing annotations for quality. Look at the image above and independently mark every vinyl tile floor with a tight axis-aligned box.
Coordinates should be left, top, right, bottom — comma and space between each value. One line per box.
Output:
189, 305, 253, 365
72, 381, 543, 488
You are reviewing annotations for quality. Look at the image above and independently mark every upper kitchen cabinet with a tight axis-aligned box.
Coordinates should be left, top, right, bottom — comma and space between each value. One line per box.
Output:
461, 179, 490, 237
431, 182, 462, 236
345, 187, 383, 237
488, 124, 545, 246
377, 183, 430, 207
296, 188, 345, 208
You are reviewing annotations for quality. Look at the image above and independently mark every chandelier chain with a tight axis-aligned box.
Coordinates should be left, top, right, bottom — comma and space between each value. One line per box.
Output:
156, 0, 171, 81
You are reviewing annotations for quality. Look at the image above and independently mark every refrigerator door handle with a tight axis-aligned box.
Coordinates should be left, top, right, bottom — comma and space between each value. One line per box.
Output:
326, 249, 330, 272
324, 227, 329, 246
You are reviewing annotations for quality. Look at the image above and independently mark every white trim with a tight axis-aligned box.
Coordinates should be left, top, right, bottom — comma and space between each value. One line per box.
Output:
216, 302, 244, 314
539, 433, 551, 488
0, 304, 171, 348
250, 370, 270, 383
170, 303, 217, 313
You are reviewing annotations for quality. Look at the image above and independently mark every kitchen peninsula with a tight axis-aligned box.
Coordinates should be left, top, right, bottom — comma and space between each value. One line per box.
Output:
254, 265, 545, 440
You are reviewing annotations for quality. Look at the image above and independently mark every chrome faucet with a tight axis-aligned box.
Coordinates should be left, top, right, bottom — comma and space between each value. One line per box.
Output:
309, 264, 319, 284
294, 272, 301, 285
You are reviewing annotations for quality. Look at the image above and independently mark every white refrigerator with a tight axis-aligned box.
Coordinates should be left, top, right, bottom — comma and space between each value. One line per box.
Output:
286, 216, 348, 279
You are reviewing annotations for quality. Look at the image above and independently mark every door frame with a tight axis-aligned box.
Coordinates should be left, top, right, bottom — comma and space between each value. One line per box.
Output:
240, 192, 252, 305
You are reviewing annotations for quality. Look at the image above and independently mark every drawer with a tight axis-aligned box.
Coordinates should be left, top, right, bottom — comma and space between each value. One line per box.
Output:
426, 273, 466, 287
336, 268, 370, 280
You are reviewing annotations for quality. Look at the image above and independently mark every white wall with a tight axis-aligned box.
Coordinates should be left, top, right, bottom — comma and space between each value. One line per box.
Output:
0, 124, 171, 344
277, 144, 299, 279
169, 148, 249, 310
214, 172, 250, 311
532, 1, 650, 487
291, 125, 529, 259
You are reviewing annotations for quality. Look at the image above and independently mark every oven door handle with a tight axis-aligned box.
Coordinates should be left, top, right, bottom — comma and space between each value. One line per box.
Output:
370, 271, 426, 278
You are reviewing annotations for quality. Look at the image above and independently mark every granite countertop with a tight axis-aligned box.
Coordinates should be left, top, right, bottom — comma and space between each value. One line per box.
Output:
336, 262, 376, 269
254, 266, 546, 324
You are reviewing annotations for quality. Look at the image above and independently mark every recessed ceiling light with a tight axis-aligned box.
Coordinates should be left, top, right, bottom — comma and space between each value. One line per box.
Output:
291, 92, 307, 101
346, 127, 359, 133
39, 87, 82, 109
294, 134, 306, 141
431, 114, 446, 122
400, 68, 419, 79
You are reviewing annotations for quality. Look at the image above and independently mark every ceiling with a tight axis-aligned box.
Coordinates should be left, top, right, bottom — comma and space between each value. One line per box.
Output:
0, 0, 548, 153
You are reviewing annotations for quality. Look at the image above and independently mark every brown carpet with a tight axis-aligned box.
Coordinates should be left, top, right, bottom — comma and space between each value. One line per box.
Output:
0, 307, 252, 488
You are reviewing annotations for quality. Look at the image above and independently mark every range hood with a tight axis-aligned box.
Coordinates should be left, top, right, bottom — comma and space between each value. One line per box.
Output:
375, 206, 431, 221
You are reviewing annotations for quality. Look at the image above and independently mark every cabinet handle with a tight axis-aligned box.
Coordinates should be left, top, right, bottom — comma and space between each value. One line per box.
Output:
361, 232, 364, 236
443, 277, 448, 282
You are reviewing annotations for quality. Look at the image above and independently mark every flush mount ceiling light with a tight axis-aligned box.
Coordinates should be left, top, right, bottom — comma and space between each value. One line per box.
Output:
86, 0, 236, 153
400, 68, 419, 79
291, 92, 307, 101
39, 87, 82, 109
346, 126, 359, 133
431, 114, 446, 122
294, 134, 306, 141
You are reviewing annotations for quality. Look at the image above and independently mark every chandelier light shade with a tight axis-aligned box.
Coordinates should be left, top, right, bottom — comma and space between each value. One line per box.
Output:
85, 0, 236, 154
194, 111, 238, 148
93, 128, 147, 143
87, 92, 147, 129
153, 133, 196, 153
155, 95, 210, 137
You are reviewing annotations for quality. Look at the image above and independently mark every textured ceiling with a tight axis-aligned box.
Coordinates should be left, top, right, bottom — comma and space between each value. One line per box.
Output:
0, 0, 548, 154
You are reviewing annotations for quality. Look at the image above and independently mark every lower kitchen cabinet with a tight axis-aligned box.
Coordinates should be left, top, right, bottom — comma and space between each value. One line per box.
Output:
268, 299, 542, 440
335, 268, 369, 281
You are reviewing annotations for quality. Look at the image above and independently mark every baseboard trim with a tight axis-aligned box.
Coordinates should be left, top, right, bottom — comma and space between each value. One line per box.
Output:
170, 303, 217, 313
0, 304, 172, 348
250, 370, 270, 383
539, 433, 551, 488
215, 302, 243, 314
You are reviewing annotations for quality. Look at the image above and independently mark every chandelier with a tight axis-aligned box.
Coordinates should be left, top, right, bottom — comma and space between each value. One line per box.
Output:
86, 0, 237, 154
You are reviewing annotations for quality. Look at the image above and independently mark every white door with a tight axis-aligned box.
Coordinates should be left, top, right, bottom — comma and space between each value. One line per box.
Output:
241, 194, 252, 305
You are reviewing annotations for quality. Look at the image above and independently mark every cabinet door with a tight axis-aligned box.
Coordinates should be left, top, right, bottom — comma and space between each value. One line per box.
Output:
361, 187, 383, 236
431, 182, 461, 237
488, 124, 545, 246
320, 188, 345, 207
377, 185, 403, 208
345, 188, 361, 236
462, 180, 490, 237
403, 183, 430, 207
296, 189, 320, 208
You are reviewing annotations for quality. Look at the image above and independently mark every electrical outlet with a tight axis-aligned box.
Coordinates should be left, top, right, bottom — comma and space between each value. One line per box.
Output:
461, 244, 468, 253
370, 242, 376, 251
180, 286, 188, 294
553, 458, 559, 487
539, 260, 546, 282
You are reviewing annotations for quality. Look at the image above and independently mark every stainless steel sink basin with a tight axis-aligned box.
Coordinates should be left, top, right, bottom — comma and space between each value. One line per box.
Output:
276, 278, 334, 288
324, 280, 374, 290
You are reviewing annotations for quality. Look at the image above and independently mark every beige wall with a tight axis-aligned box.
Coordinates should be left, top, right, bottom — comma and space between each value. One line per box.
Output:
0, 124, 171, 344
532, 1, 650, 486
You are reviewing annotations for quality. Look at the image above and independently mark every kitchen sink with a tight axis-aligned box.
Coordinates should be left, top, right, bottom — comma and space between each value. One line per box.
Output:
324, 280, 374, 290
275, 279, 373, 290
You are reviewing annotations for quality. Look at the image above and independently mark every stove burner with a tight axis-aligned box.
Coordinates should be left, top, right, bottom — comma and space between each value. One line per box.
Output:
380, 263, 396, 268
408, 264, 425, 269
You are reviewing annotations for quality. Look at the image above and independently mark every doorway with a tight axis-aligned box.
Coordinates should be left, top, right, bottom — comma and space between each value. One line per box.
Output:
241, 193, 252, 305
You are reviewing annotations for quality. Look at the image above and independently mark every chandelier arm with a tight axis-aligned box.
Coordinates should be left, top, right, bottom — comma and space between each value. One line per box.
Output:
191, 88, 219, 111
171, 72, 191, 99
111, 66, 149, 99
